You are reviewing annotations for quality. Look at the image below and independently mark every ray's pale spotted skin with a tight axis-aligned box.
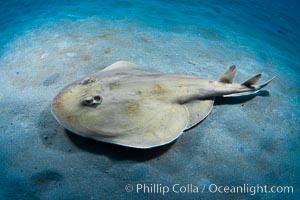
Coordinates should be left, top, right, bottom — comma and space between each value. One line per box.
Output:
52, 61, 275, 148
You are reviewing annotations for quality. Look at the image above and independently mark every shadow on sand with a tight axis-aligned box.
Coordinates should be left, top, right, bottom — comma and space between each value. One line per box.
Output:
65, 130, 175, 161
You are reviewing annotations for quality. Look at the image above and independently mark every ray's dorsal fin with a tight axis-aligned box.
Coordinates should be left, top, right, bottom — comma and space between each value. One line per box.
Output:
242, 74, 262, 87
219, 65, 237, 83
101, 61, 139, 72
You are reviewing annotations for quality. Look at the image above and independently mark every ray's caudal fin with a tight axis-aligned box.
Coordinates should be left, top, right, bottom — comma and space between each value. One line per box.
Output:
219, 65, 276, 96
242, 74, 276, 90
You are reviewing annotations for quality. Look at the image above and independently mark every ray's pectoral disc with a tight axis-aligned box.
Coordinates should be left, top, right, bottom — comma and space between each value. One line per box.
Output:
52, 61, 274, 149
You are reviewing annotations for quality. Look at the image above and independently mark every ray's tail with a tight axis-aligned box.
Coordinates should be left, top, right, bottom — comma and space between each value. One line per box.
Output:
219, 65, 276, 96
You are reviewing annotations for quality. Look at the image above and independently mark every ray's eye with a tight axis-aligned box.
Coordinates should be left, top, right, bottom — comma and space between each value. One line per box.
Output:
93, 95, 102, 102
81, 94, 103, 106
81, 97, 93, 105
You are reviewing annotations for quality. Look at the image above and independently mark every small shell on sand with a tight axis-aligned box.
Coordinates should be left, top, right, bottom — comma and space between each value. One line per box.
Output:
41, 53, 49, 59
66, 52, 77, 58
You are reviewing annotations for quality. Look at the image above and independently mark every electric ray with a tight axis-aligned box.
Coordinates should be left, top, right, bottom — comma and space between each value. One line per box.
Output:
52, 61, 275, 148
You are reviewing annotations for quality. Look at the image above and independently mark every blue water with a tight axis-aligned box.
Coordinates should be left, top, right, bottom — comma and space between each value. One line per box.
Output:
0, 0, 299, 199
1, 1, 300, 57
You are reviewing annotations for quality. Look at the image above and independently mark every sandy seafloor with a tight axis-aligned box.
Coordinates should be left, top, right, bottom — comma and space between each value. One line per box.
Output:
0, 0, 299, 199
